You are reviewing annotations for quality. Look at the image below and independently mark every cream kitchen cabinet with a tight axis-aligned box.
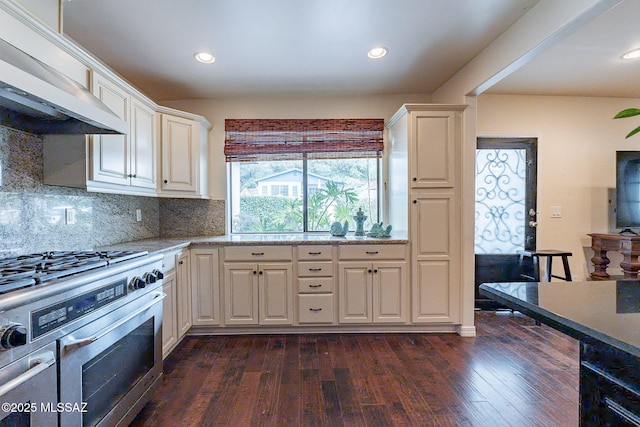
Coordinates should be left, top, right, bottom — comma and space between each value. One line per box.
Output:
161, 249, 192, 358
176, 250, 192, 336
296, 246, 336, 324
161, 269, 178, 358
190, 248, 221, 326
337, 245, 408, 324
158, 111, 210, 199
387, 104, 465, 327
223, 246, 293, 326
88, 73, 157, 195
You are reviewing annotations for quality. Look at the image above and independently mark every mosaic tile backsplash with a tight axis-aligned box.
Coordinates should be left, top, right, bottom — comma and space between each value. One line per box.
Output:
0, 127, 224, 257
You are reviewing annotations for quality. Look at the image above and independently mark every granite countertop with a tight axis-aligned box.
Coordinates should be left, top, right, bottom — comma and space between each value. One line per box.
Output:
479, 281, 640, 358
96, 233, 409, 255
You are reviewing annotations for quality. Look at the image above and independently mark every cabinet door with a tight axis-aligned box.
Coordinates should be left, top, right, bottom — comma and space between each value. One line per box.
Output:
372, 261, 407, 323
190, 248, 220, 326
89, 74, 130, 185
161, 114, 199, 192
130, 99, 156, 189
259, 263, 293, 325
410, 110, 458, 188
161, 271, 178, 359
411, 193, 459, 323
224, 263, 258, 325
338, 262, 372, 323
176, 251, 192, 337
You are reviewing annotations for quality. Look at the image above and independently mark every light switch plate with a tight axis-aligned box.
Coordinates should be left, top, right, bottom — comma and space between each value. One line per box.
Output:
550, 206, 562, 218
136, 209, 142, 222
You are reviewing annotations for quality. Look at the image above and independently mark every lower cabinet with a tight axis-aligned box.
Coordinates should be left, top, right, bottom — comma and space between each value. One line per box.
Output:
223, 262, 293, 325
190, 248, 220, 326
338, 261, 407, 324
161, 249, 191, 359
161, 269, 178, 358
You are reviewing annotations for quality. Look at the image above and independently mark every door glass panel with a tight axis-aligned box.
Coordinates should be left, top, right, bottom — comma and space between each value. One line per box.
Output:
81, 318, 154, 427
475, 148, 526, 254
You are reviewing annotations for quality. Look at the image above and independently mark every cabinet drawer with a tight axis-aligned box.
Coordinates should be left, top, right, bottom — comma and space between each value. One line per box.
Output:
298, 294, 334, 324
298, 261, 334, 277
224, 246, 292, 262
297, 246, 333, 260
162, 251, 179, 273
298, 277, 334, 293
338, 244, 406, 260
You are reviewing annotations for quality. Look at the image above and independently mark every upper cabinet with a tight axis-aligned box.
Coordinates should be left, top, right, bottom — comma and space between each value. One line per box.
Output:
87, 72, 157, 195
158, 111, 211, 199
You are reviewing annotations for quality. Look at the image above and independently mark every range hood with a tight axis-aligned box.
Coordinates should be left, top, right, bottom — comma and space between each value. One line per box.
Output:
0, 38, 127, 135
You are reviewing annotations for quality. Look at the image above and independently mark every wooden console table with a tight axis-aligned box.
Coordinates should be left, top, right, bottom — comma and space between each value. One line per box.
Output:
589, 233, 640, 280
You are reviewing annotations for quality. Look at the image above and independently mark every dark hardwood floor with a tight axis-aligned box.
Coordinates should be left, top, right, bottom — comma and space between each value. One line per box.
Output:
131, 311, 579, 426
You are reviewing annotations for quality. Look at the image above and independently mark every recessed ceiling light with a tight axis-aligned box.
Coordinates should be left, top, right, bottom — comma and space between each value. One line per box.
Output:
622, 49, 640, 60
194, 52, 215, 64
367, 47, 388, 59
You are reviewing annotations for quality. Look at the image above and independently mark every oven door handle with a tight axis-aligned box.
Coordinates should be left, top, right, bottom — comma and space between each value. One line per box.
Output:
0, 350, 56, 397
63, 291, 166, 354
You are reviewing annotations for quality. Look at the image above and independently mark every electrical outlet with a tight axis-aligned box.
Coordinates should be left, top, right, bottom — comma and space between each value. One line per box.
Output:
136, 209, 142, 222
550, 206, 562, 218
65, 208, 76, 225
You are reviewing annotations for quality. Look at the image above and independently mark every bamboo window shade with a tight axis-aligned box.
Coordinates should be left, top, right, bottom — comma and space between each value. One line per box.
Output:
224, 118, 384, 162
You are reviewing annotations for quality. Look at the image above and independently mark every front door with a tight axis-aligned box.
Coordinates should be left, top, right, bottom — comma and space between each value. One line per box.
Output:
475, 138, 538, 309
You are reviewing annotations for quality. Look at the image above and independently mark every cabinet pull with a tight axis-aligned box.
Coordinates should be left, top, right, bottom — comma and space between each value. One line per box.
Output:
163, 179, 168, 183
368, 269, 372, 273
604, 398, 640, 426
309, 308, 323, 312
259, 271, 263, 275
309, 268, 322, 272
373, 269, 378, 273
366, 251, 379, 255
308, 251, 322, 255
252, 252, 265, 256
412, 177, 417, 181
253, 270, 257, 275
178, 261, 184, 265
309, 284, 322, 288
413, 200, 417, 204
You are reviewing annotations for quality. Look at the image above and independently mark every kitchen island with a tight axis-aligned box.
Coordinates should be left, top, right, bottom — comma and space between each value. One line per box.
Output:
479, 281, 640, 426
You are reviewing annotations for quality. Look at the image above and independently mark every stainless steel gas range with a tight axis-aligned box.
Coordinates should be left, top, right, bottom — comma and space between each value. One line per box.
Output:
0, 250, 165, 427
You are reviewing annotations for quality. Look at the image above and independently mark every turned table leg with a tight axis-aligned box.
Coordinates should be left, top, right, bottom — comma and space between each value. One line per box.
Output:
619, 241, 640, 279
590, 248, 610, 280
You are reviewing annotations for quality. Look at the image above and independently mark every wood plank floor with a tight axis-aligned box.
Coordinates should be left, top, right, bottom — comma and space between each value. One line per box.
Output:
131, 311, 579, 426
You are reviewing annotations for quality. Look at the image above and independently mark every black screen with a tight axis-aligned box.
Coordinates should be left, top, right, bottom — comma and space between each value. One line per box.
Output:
616, 151, 640, 228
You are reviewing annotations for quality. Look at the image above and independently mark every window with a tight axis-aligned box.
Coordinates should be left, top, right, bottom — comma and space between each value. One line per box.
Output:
226, 119, 383, 233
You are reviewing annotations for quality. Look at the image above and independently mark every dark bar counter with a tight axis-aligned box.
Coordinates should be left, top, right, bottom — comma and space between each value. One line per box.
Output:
480, 281, 640, 426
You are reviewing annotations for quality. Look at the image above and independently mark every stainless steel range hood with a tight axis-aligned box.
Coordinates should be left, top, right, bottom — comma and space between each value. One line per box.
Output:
0, 38, 127, 135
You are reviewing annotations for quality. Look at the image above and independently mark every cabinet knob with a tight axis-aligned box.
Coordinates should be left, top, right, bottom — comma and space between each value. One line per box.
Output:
259, 271, 263, 275
253, 270, 257, 275
178, 261, 184, 265
373, 269, 378, 273
413, 177, 417, 181
368, 269, 373, 273
163, 179, 168, 184
413, 200, 417, 204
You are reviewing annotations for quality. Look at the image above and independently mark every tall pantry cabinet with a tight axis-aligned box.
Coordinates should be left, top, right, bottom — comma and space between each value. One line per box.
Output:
386, 104, 466, 325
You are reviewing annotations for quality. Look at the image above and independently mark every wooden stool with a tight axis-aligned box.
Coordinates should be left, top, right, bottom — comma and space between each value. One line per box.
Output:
519, 250, 573, 282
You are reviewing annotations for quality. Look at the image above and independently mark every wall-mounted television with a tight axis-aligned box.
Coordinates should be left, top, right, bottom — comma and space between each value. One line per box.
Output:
616, 151, 640, 230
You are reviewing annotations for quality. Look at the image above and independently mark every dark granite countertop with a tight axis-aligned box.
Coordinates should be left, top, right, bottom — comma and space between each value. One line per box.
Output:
96, 233, 409, 255
479, 281, 640, 358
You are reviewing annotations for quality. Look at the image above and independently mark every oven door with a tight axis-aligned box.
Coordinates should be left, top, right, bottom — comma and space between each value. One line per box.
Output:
0, 342, 57, 427
58, 290, 164, 427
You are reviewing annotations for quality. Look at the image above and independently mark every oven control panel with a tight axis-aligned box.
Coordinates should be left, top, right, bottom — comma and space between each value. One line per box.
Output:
31, 279, 128, 339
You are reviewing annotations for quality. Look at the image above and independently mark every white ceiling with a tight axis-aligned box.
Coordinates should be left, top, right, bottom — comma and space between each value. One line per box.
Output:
61, 0, 640, 101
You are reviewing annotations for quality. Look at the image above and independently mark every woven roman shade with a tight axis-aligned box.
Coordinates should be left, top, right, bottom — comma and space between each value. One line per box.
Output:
224, 118, 384, 162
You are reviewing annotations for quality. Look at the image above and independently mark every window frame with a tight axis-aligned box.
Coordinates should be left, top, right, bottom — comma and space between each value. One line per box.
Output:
227, 157, 381, 234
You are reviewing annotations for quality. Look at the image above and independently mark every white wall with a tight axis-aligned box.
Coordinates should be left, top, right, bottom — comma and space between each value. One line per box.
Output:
478, 93, 640, 280
163, 93, 431, 200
